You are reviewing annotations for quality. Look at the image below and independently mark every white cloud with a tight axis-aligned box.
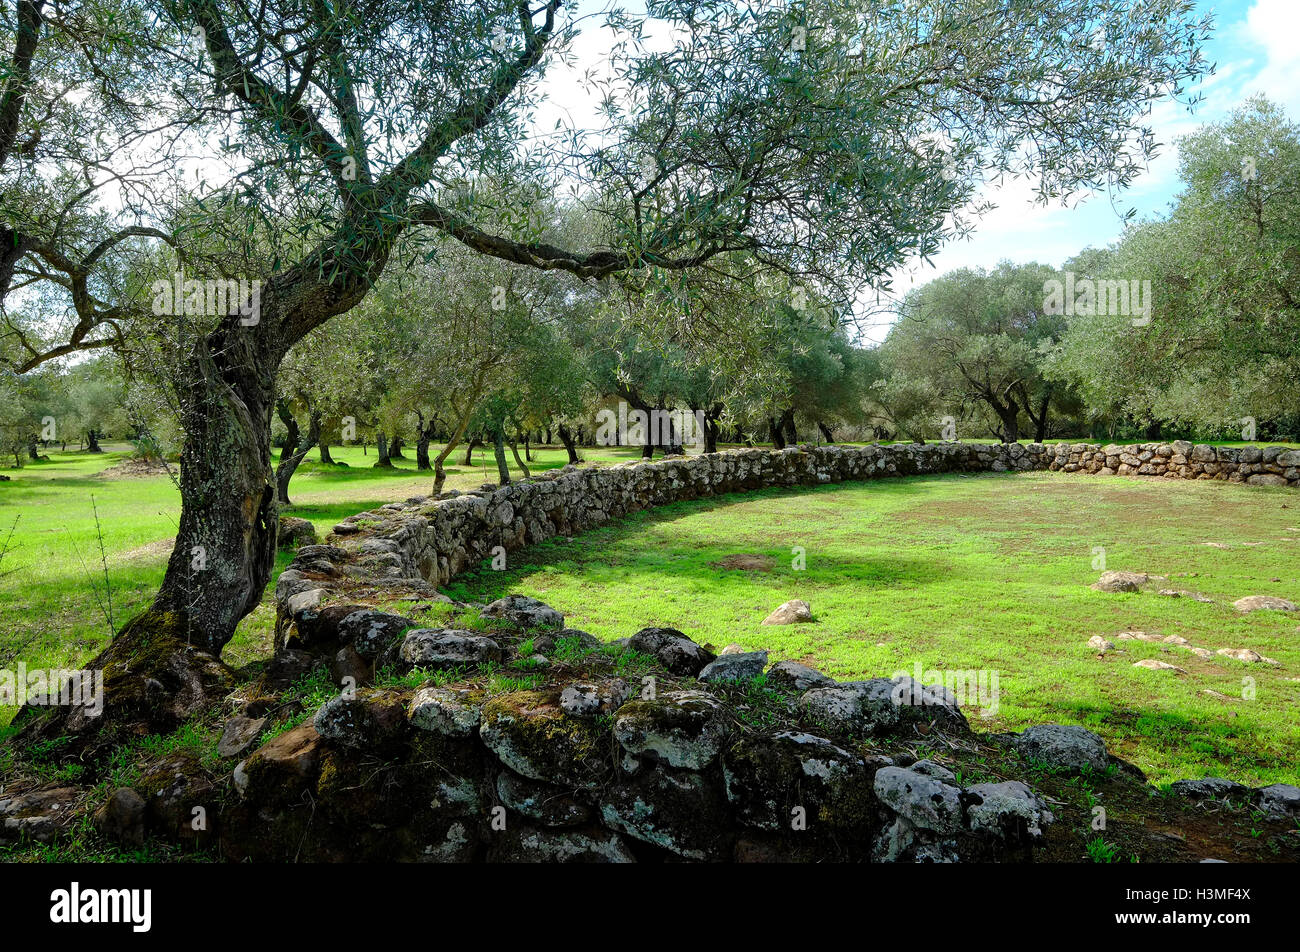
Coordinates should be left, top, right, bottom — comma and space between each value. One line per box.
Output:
1238, 0, 1300, 112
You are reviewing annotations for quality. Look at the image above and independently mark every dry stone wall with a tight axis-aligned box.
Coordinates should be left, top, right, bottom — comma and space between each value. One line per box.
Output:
283, 441, 1297, 609
250, 440, 1300, 863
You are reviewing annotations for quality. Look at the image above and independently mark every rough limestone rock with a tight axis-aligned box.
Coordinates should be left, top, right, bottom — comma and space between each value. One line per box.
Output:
481, 595, 564, 629
0, 786, 81, 843
92, 787, 146, 847
1255, 784, 1300, 818
399, 629, 502, 670
873, 765, 964, 835
1013, 724, 1108, 773
698, 649, 769, 683
278, 515, 319, 549
338, 610, 416, 660
408, 686, 482, 736
559, 680, 631, 718
614, 690, 728, 770
1169, 777, 1247, 802
965, 781, 1053, 843
217, 715, 268, 759
909, 758, 957, 782
233, 721, 324, 804
1091, 571, 1151, 593
599, 766, 731, 860
479, 690, 611, 789
496, 771, 592, 828
799, 676, 966, 736
312, 691, 409, 750
627, 627, 716, 676
1133, 659, 1186, 673
488, 824, 636, 863
722, 731, 873, 835
765, 660, 834, 692
1232, 595, 1298, 613
1216, 648, 1263, 663
546, 627, 603, 654
762, 599, 814, 625
1087, 635, 1115, 652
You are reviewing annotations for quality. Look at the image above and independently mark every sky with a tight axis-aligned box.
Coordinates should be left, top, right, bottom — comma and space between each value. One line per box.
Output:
529, 0, 1300, 342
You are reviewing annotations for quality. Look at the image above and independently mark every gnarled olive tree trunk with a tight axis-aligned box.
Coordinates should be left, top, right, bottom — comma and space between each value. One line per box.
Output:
152, 328, 279, 656
557, 423, 581, 464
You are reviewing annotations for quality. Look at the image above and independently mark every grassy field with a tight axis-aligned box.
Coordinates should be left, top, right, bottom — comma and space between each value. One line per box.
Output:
3, 441, 1299, 788
0, 440, 645, 708
446, 472, 1300, 787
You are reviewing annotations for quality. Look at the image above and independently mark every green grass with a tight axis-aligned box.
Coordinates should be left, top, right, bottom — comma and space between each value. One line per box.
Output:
0, 439, 646, 723
444, 471, 1300, 787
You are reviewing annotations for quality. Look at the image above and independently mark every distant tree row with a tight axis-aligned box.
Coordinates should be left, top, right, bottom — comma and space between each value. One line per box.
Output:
874, 97, 1300, 444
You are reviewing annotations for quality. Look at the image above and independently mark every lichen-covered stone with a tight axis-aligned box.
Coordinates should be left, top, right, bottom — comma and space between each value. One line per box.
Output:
599, 766, 732, 860
873, 766, 964, 835
965, 781, 1053, 843
338, 610, 415, 659
481, 595, 564, 629
496, 771, 592, 828
408, 686, 482, 736
699, 650, 769, 683
766, 660, 833, 692
1170, 777, 1247, 801
722, 731, 874, 835
1013, 723, 1108, 773
399, 628, 502, 670
626, 627, 716, 676
312, 690, 410, 750
487, 824, 636, 862
559, 679, 631, 718
613, 690, 728, 769
480, 690, 612, 789
799, 676, 966, 736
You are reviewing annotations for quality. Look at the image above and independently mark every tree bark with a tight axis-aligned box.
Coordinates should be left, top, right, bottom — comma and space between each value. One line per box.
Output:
86, 429, 102, 453
151, 331, 279, 655
464, 437, 481, 466
493, 429, 511, 484
374, 432, 393, 468
275, 401, 321, 506
769, 416, 786, 449
781, 408, 797, 446
816, 420, 835, 443
415, 412, 433, 471
508, 435, 532, 478
319, 441, 335, 464
994, 406, 1020, 443
557, 424, 581, 464
389, 433, 406, 459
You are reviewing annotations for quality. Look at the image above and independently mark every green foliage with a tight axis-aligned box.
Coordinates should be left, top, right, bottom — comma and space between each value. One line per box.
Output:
1049, 97, 1300, 437
878, 262, 1082, 442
